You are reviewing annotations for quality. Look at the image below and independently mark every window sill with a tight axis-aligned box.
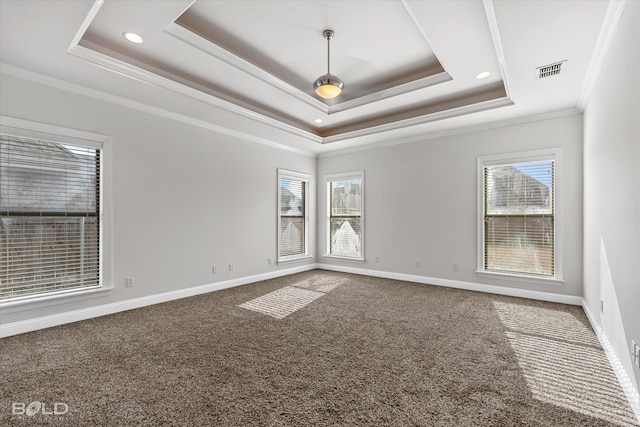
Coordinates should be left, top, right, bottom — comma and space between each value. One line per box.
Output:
476, 270, 565, 286
277, 254, 313, 264
323, 255, 366, 263
0, 286, 113, 314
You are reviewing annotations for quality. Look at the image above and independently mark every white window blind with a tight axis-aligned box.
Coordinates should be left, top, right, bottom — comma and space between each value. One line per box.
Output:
278, 170, 309, 261
0, 134, 101, 301
483, 160, 554, 276
327, 172, 363, 259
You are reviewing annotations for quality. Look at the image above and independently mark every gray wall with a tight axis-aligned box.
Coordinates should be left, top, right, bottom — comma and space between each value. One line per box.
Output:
0, 74, 316, 325
317, 115, 584, 297
0, 74, 585, 328
583, 0, 640, 392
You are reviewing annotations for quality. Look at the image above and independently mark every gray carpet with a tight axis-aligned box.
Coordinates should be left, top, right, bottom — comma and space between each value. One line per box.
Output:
1, 270, 638, 426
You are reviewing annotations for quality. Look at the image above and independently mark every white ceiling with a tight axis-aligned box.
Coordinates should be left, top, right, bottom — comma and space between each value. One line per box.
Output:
0, 0, 615, 155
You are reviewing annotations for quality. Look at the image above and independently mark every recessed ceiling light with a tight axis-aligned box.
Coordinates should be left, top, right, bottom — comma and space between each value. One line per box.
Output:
476, 71, 491, 79
314, 119, 323, 124
123, 32, 144, 44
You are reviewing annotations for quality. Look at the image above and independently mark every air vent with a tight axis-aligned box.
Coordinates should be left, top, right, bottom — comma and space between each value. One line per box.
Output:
536, 60, 566, 79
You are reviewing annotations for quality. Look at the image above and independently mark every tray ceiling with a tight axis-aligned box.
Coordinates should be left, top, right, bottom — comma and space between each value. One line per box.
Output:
75, 0, 509, 141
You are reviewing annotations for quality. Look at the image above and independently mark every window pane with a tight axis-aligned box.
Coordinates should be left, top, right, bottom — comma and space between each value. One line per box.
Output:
486, 161, 553, 215
0, 135, 100, 301
485, 216, 554, 276
0, 138, 98, 214
0, 217, 100, 300
280, 217, 304, 256
330, 179, 361, 216
330, 218, 361, 258
280, 178, 304, 217
278, 173, 307, 259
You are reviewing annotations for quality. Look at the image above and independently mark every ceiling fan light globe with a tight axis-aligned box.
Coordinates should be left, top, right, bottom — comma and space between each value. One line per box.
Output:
316, 84, 342, 99
313, 74, 344, 99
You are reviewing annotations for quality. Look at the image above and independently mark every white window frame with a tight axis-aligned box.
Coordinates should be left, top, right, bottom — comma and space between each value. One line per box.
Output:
477, 148, 564, 285
0, 116, 113, 313
324, 171, 365, 262
277, 169, 311, 263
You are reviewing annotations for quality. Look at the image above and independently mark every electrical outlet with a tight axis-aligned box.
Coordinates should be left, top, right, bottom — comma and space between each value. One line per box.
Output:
415, 260, 421, 268
125, 277, 134, 287
228, 263, 234, 271
267, 257, 273, 265
453, 263, 460, 271
212, 265, 218, 274
374, 257, 380, 263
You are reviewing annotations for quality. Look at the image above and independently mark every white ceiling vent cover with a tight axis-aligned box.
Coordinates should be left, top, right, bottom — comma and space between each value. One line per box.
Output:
536, 60, 567, 79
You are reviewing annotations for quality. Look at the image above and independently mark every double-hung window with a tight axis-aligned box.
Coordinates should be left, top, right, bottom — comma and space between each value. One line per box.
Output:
277, 169, 310, 262
325, 171, 364, 260
478, 149, 561, 281
0, 126, 103, 302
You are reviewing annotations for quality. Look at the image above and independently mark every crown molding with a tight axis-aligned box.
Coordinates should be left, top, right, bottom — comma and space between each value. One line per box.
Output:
0, 63, 317, 158
321, 95, 514, 144
68, 0, 104, 50
482, 0, 512, 99
577, 0, 627, 110
318, 107, 581, 158
67, 43, 322, 144
327, 71, 452, 114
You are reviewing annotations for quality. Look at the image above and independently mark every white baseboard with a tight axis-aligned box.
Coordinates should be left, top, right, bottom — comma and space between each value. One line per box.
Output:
0, 263, 584, 336
0, 264, 581, 338
316, 263, 583, 305
582, 301, 640, 424
0, 263, 319, 338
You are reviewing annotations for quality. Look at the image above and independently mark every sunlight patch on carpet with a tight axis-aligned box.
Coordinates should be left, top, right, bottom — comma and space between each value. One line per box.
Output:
239, 286, 324, 319
493, 301, 599, 347
494, 301, 638, 426
292, 276, 348, 293
239, 276, 344, 319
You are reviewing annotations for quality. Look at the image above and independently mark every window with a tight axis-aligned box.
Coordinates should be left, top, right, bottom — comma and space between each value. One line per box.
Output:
0, 131, 103, 302
325, 171, 364, 260
478, 150, 561, 280
278, 169, 310, 262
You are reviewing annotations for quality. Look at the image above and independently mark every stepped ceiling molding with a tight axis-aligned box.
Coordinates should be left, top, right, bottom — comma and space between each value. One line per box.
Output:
0, 0, 619, 154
